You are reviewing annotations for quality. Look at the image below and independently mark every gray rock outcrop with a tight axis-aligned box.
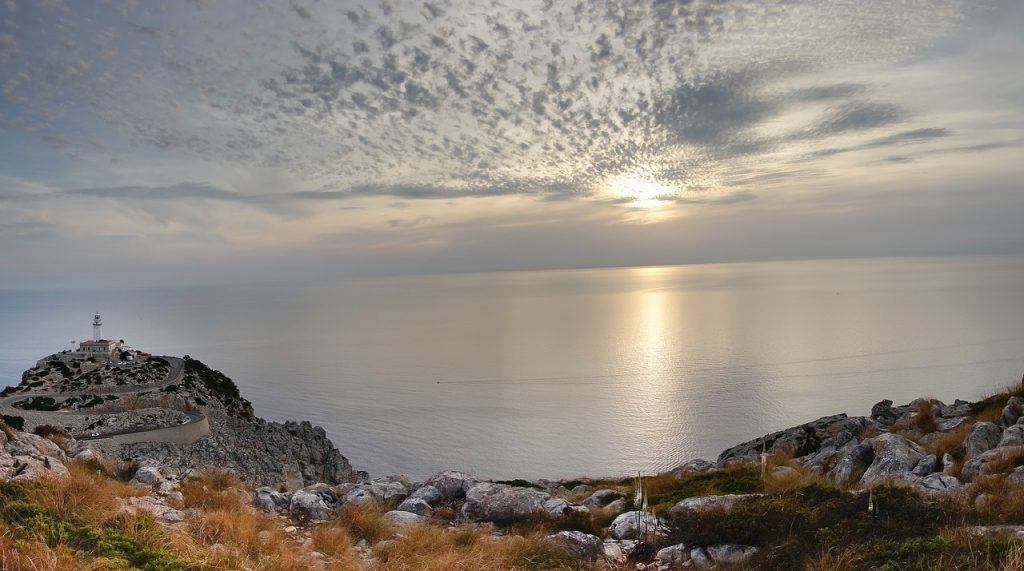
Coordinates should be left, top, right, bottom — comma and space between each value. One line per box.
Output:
547, 531, 603, 561
461, 482, 550, 523
965, 422, 1002, 459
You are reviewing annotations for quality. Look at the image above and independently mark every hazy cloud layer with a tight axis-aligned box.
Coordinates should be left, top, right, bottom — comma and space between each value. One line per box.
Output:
0, 0, 1022, 286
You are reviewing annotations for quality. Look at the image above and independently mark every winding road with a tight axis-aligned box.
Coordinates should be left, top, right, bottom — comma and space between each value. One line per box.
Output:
0, 356, 210, 445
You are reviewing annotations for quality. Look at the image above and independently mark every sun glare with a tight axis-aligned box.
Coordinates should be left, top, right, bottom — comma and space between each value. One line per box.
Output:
607, 172, 675, 208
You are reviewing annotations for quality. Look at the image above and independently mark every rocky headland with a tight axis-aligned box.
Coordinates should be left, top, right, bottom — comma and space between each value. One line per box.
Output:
3, 352, 1024, 569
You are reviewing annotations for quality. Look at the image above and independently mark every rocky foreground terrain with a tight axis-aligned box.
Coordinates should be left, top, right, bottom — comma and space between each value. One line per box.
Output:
3, 356, 1024, 569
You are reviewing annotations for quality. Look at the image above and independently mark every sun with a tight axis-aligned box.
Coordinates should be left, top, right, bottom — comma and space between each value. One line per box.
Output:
607, 172, 675, 208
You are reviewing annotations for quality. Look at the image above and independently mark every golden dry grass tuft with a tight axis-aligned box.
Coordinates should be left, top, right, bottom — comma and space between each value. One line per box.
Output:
332, 502, 394, 543
15, 461, 147, 525
180, 468, 248, 511
373, 524, 585, 571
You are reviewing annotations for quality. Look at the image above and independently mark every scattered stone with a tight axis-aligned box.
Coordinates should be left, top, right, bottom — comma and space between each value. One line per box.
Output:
998, 425, 1024, 448
858, 433, 925, 486
384, 510, 427, 528
607, 511, 665, 540
289, 490, 331, 521
656, 543, 691, 565
965, 422, 1002, 459
706, 544, 759, 566
396, 497, 433, 516
425, 471, 477, 501
690, 547, 713, 568
828, 441, 874, 485
408, 484, 442, 506
668, 494, 762, 517
253, 487, 290, 513
546, 531, 603, 561
581, 489, 623, 509
918, 473, 962, 496
123, 496, 186, 525
131, 466, 164, 487
461, 482, 551, 524
1001, 397, 1024, 427
912, 455, 939, 477
670, 459, 715, 478
718, 414, 872, 463
970, 526, 1024, 539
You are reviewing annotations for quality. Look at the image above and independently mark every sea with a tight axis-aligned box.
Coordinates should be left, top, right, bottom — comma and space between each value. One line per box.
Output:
2, 256, 1023, 481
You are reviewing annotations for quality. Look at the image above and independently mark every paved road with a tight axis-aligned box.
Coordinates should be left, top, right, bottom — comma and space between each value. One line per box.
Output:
0, 356, 209, 444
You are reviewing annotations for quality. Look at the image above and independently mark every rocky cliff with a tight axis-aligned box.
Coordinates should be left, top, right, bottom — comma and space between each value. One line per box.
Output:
111, 357, 356, 487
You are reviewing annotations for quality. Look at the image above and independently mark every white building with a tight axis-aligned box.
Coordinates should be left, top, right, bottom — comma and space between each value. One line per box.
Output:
75, 313, 120, 359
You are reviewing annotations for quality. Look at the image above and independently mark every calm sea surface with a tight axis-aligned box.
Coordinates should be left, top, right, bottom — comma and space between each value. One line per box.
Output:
2, 256, 1023, 480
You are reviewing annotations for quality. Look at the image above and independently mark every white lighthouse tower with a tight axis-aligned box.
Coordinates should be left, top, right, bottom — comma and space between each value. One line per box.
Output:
92, 312, 103, 341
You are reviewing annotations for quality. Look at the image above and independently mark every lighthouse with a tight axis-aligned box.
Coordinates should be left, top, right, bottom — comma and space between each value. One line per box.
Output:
92, 313, 103, 341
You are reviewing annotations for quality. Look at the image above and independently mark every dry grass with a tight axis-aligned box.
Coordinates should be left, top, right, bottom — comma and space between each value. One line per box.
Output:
15, 461, 147, 525
981, 447, 1024, 476
764, 461, 833, 494
180, 468, 248, 511
923, 423, 973, 458
332, 503, 395, 543
804, 547, 858, 571
373, 525, 585, 571
0, 533, 88, 571
311, 523, 357, 558
913, 400, 939, 433
965, 474, 1024, 523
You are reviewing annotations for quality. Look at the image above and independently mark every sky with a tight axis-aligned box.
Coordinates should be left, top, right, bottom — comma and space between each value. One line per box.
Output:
0, 0, 1022, 289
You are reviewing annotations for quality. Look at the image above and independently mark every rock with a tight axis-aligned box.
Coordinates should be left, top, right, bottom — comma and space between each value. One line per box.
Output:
131, 466, 164, 487
670, 459, 715, 478
289, 490, 332, 521
656, 543, 691, 565
936, 417, 969, 432
999, 425, 1024, 448
912, 455, 939, 477
342, 485, 381, 506
124, 496, 186, 525
570, 484, 594, 495
73, 447, 102, 463
118, 360, 357, 488
461, 482, 551, 524
719, 414, 873, 464
384, 510, 427, 528
253, 487, 290, 513
961, 447, 1021, 482
607, 511, 665, 540
1009, 466, 1024, 484
871, 400, 896, 425
966, 422, 1002, 459
542, 497, 575, 519
601, 498, 626, 515
771, 465, 800, 479
7, 433, 65, 460
1000, 397, 1024, 427
828, 442, 874, 485
425, 471, 477, 501
396, 497, 433, 516
581, 489, 623, 509
859, 433, 925, 486
668, 494, 761, 517
707, 544, 759, 566
690, 547, 713, 568
546, 531, 603, 561
918, 473, 963, 496
408, 484, 442, 506
942, 453, 957, 475
9, 455, 69, 480
969, 526, 1024, 539
602, 541, 626, 563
